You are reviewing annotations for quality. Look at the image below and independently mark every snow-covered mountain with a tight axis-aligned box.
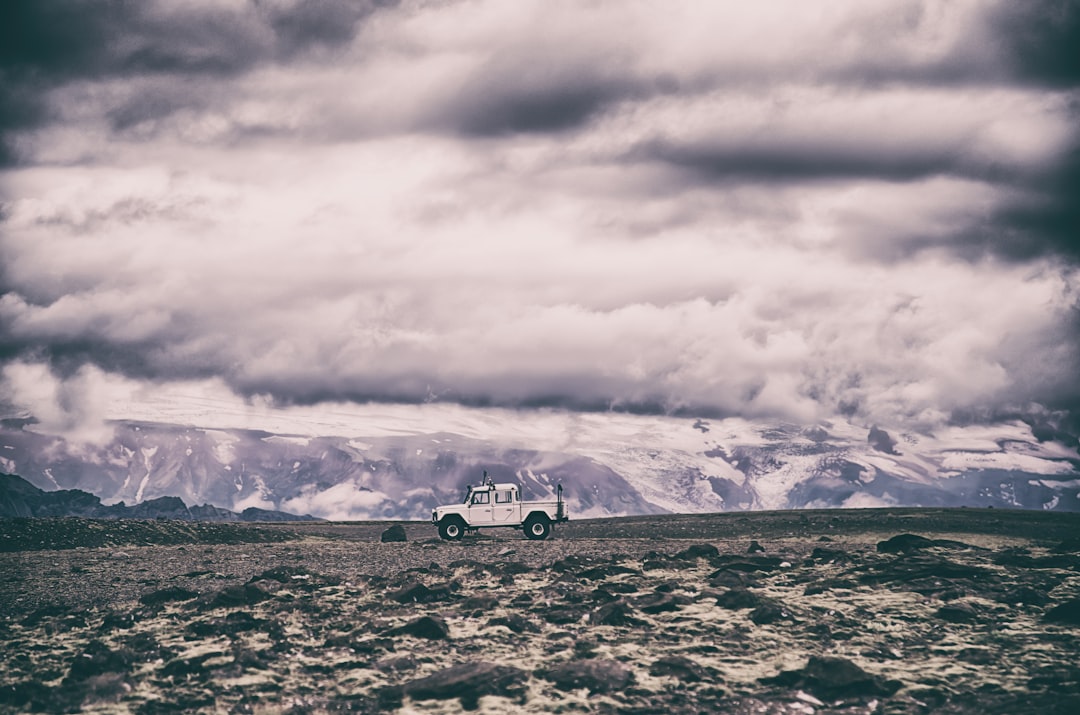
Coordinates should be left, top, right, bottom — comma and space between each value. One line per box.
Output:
1, 412, 1077, 519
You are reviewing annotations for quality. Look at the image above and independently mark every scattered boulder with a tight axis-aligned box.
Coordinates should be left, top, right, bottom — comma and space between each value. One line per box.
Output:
65, 640, 135, 681
716, 588, 764, 610
750, 601, 794, 625
747, 541, 766, 553
710, 555, 783, 573
999, 586, 1051, 607
400, 661, 527, 710
591, 600, 645, 627
487, 613, 540, 634
1051, 537, 1080, 554
876, 534, 934, 553
635, 592, 682, 614
575, 564, 638, 580
206, 583, 272, 609
936, 601, 979, 623
187, 611, 268, 638
677, 543, 720, 560
381, 524, 407, 543
543, 658, 634, 694
390, 580, 455, 604
649, 655, 711, 682
763, 655, 899, 698
1044, 599, 1080, 625
387, 615, 450, 640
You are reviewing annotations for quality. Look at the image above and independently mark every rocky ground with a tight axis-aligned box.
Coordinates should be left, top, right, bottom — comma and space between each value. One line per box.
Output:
2, 509, 1080, 714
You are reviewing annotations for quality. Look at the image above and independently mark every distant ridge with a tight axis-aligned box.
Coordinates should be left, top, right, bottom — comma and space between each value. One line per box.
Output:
0, 473, 320, 522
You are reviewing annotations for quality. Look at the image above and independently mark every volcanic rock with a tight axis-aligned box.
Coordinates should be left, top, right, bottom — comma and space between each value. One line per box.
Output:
649, 655, 711, 682
380, 524, 407, 543
388, 615, 450, 640
1044, 599, 1080, 625
877, 534, 935, 553
543, 658, 635, 694
399, 661, 527, 710
716, 587, 764, 610
390, 580, 455, 604
592, 600, 645, 627
764, 655, 899, 698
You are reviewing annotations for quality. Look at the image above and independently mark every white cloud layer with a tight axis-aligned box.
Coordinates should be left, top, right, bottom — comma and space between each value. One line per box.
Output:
1, 0, 1078, 436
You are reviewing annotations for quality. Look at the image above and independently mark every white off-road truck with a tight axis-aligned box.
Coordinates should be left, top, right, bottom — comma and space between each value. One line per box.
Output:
432, 473, 568, 541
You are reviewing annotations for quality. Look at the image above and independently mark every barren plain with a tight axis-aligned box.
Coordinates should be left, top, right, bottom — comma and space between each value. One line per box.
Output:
2, 508, 1079, 714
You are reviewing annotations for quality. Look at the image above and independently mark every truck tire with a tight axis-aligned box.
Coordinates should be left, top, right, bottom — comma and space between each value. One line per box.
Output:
438, 517, 466, 541
523, 514, 551, 541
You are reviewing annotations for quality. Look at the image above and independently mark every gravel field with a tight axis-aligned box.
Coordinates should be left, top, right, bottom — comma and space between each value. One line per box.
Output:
2, 509, 1079, 714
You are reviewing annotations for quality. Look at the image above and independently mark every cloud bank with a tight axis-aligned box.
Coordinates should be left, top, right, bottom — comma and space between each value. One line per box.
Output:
1, 0, 1079, 436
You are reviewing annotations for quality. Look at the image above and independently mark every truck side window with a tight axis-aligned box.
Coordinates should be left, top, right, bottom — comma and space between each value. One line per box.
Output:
471, 491, 489, 505
495, 491, 512, 504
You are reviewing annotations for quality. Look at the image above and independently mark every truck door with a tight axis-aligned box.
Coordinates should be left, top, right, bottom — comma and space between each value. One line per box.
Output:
468, 487, 495, 525
493, 488, 518, 522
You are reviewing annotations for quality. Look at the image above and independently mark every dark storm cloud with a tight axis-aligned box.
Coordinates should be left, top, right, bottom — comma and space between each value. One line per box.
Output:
0, 0, 383, 162
996, 0, 1080, 88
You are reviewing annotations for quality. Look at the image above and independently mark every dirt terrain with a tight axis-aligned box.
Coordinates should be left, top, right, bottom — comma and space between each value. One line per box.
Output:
2, 508, 1079, 714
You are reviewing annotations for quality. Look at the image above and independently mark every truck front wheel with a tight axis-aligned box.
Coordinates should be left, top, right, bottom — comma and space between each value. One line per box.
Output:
438, 517, 466, 541
523, 514, 551, 541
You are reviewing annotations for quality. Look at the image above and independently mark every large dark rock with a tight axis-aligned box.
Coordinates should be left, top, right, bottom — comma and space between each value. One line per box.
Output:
676, 543, 720, 560
381, 524, 407, 543
543, 658, 635, 694
876, 534, 935, 553
591, 600, 645, 627
764, 655, 899, 698
649, 655, 711, 682
936, 601, 979, 623
1044, 599, 1080, 625
709, 555, 783, 573
635, 592, 682, 614
206, 583, 272, 609
388, 615, 450, 640
66, 640, 135, 681
390, 581, 455, 604
487, 613, 540, 634
399, 661, 527, 710
716, 587, 764, 610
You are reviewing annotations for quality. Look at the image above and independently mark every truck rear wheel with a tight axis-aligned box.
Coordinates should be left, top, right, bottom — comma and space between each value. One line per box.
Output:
438, 517, 466, 541
523, 514, 551, 540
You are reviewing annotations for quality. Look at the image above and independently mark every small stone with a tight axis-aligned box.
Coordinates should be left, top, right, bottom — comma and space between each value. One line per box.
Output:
381, 524, 407, 542
497, 547, 516, 557
747, 541, 765, 553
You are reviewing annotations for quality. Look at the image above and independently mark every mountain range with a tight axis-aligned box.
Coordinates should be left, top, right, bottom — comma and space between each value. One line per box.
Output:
1, 411, 1078, 520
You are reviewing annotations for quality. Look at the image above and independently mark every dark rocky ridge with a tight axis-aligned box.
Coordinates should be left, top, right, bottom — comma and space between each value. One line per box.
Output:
1, 509, 1079, 714
0, 473, 318, 523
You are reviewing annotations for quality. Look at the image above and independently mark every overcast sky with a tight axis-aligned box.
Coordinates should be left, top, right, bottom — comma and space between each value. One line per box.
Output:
1, 0, 1078, 441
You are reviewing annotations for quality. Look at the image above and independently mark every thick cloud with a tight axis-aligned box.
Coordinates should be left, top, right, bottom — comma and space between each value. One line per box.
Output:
2, 0, 1079, 437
